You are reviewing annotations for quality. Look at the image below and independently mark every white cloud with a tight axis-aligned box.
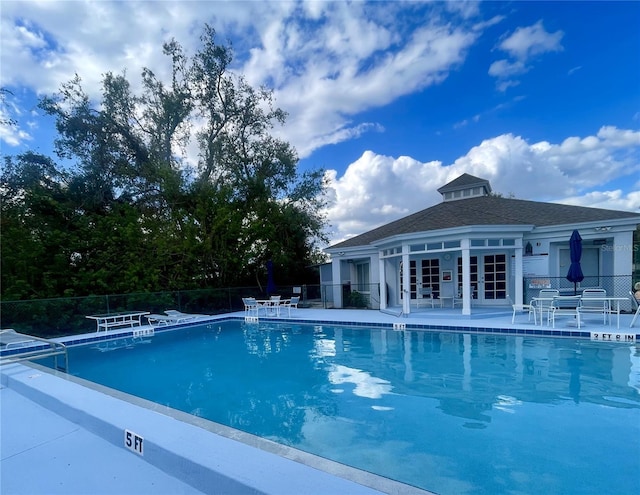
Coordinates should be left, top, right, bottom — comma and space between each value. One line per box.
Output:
0, 91, 33, 147
498, 20, 564, 60
1, 1, 482, 157
323, 127, 640, 245
488, 59, 528, 78
561, 189, 640, 212
489, 20, 563, 91
0, 1, 213, 97
259, 7, 480, 157
0, 119, 31, 146
568, 65, 582, 76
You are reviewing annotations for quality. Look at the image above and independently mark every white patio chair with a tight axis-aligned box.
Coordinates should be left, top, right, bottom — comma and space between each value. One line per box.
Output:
266, 295, 282, 316
507, 294, 536, 324
549, 296, 581, 329
579, 289, 608, 325
533, 289, 559, 325
416, 287, 436, 308
509, 296, 537, 325
281, 296, 300, 317
439, 283, 462, 308
242, 297, 259, 317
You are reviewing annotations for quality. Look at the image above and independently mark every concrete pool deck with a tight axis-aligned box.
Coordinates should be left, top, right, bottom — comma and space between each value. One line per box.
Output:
2, 308, 638, 494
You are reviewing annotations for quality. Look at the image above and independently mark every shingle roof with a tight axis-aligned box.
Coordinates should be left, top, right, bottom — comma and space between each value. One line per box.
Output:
329, 195, 640, 249
436, 173, 491, 194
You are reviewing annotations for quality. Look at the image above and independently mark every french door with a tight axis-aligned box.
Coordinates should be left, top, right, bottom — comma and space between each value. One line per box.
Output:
482, 254, 507, 301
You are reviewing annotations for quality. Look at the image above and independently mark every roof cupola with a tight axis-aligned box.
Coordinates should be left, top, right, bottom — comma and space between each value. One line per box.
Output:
437, 173, 492, 202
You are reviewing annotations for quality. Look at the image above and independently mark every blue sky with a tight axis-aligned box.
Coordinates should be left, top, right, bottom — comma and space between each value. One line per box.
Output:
2, 1, 639, 246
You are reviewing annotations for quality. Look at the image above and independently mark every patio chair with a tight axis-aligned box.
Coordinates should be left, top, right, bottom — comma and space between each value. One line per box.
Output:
549, 296, 581, 329
630, 291, 640, 328
509, 295, 537, 325
511, 304, 537, 324
264, 295, 282, 316
242, 297, 259, 317
579, 289, 608, 325
416, 287, 436, 308
533, 289, 559, 325
439, 283, 462, 308
281, 296, 300, 317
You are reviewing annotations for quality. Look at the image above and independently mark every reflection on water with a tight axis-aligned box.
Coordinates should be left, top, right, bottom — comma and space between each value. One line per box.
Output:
59, 322, 639, 495
328, 364, 393, 399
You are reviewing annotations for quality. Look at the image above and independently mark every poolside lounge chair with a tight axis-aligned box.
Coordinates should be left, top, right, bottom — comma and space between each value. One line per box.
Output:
164, 310, 206, 320
146, 314, 177, 326
148, 311, 206, 327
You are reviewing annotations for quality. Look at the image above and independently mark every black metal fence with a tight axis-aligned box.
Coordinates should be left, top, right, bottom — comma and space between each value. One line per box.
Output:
2, 277, 635, 337
0, 285, 321, 338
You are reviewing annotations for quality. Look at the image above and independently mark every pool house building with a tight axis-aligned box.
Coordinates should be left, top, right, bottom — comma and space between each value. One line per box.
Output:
324, 174, 640, 315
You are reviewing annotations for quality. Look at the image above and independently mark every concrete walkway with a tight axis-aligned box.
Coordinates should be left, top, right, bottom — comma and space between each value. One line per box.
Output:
1, 385, 205, 495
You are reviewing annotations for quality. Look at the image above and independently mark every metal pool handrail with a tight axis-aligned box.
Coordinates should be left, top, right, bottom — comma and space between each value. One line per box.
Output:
0, 329, 68, 372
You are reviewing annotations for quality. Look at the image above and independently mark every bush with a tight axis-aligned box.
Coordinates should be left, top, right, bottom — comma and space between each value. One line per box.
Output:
348, 291, 368, 308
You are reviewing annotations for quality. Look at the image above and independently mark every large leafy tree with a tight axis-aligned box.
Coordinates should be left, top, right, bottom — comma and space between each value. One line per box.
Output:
1, 152, 75, 298
1, 26, 327, 299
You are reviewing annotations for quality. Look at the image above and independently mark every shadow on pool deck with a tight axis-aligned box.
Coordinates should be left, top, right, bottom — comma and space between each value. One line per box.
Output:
2, 308, 636, 495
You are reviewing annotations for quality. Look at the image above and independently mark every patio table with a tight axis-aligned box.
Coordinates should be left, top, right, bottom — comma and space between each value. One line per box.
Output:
256, 299, 290, 317
531, 296, 628, 329
86, 311, 150, 332
579, 296, 628, 330
530, 297, 555, 326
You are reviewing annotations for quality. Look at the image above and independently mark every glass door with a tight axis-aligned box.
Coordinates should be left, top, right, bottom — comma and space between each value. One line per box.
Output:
483, 254, 507, 301
421, 259, 441, 298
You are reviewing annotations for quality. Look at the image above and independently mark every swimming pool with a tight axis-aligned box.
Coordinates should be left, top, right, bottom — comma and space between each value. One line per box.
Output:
51, 320, 639, 494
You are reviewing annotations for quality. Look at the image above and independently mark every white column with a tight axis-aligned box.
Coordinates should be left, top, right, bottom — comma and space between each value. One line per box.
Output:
379, 255, 387, 310
515, 241, 523, 306
331, 259, 343, 308
402, 246, 411, 315
461, 239, 471, 316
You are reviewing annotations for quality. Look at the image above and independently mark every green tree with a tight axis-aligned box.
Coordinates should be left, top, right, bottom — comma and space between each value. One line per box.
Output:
1, 152, 76, 298
3, 25, 327, 299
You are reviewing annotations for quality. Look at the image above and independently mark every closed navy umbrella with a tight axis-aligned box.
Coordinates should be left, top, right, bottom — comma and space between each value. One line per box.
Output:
566, 230, 584, 295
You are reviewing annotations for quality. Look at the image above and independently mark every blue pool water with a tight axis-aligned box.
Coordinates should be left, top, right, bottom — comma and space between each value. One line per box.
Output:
54, 321, 639, 494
